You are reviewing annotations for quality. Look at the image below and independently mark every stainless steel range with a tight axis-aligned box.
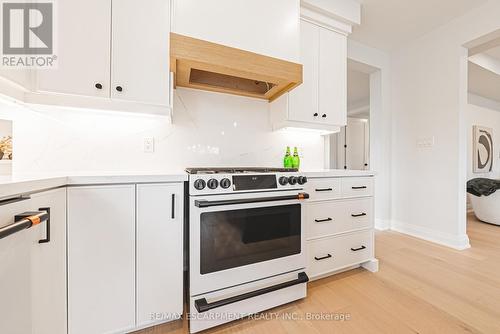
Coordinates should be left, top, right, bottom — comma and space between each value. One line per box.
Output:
186, 167, 310, 333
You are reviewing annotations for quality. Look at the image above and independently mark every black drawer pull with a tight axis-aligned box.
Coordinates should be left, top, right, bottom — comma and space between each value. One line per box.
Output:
315, 188, 333, 192
352, 186, 367, 190
315, 218, 333, 223
314, 254, 332, 261
351, 213, 367, 217
351, 246, 366, 252
194, 272, 309, 313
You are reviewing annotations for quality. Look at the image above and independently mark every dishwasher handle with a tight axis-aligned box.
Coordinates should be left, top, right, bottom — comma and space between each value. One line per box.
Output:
0, 210, 50, 241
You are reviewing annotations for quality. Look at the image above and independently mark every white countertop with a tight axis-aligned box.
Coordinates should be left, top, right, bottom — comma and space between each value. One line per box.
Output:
0, 169, 374, 199
0, 172, 188, 199
303, 169, 375, 178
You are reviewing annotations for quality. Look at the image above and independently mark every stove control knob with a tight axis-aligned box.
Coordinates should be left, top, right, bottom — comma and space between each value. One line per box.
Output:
207, 178, 219, 189
298, 176, 308, 185
278, 176, 289, 185
288, 176, 298, 185
220, 178, 231, 189
194, 179, 206, 190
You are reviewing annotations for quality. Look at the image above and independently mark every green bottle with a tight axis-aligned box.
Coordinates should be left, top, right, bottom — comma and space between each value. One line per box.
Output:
284, 146, 293, 168
292, 147, 300, 169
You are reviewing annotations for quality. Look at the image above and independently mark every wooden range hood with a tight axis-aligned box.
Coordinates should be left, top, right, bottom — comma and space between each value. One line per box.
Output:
170, 33, 303, 101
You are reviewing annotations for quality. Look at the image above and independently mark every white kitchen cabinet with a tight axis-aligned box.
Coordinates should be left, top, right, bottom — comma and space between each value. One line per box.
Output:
318, 27, 347, 126
14, 0, 172, 116
67, 185, 136, 334
172, 0, 300, 62
136, 184, 183, 328
304, 176, 378, 280
270, 19, 347, 132
0, 188, 67, 334
111, 0, 171, 106
288, 20, 319, 124
36, 0, 111, 98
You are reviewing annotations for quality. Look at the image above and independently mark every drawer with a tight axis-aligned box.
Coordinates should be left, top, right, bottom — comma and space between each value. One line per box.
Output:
305, 178, 341, 201
341, 177, 374, 198
307, 230, 373, 278
306, 198, 373, 239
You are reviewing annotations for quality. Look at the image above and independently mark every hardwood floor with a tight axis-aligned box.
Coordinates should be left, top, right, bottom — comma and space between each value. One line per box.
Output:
135, 214, 500, 334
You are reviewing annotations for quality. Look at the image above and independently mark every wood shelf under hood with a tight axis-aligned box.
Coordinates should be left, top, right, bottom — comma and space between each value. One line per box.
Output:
170, 33, 303, 101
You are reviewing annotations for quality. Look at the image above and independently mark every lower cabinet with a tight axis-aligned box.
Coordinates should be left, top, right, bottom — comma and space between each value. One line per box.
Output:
0, 188, 67, 334
67, 183, 183, 334
136, 184, 183, 328
305, 176, 377, 280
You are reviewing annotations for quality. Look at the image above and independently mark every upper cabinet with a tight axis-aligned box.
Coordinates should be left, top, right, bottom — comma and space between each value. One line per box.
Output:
111, 0, 171, 106
1, 0, 173, 117
271, 19, 347, 132
171, 0, 300, 63
35, 0, 111, 99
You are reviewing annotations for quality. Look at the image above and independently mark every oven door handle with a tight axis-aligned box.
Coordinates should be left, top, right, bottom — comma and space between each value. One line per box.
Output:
194, 272, 309, 313
194, 192, 310, 208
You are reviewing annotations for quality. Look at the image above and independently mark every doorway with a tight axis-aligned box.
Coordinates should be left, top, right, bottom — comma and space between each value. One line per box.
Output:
329, 59, 378, 170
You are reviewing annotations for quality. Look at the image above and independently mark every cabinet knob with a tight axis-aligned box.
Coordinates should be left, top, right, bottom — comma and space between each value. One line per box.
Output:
115, 86, 123, 92
95, 83, 102, 89
322, 114, 327, 118
313, 113, 319, 117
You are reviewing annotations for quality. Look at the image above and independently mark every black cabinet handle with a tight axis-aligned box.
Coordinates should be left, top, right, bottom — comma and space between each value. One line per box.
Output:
38, 207, 50, 243
116, 85, 123, 92
351, 213, 367, 218
171, 194, 175, 219
314, 254, 332, 261
352, 186, 367, 190
322, 114, 327, 118
315, 188, 333, 192
95, 83, 103, 89
313, 113, 319, 117
195, 272, 309, 313
315, 218, 333, 223
351, 246, 366, 252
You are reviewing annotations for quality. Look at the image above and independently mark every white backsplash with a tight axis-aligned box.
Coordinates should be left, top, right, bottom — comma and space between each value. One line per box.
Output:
0, 89, 326, 175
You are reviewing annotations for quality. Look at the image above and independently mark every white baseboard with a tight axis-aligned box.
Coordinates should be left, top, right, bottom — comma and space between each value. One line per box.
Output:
375, 219, 391, 231
390, 220, 471, 250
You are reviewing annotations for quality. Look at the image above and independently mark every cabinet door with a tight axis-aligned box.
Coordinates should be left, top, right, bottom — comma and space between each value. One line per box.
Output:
319, 28, 347, 126
0, 188, 67, 334
68, 185, 136, 334
111, 0, 171, 106
30, 189, 68, 334
136, 183, 183, 327
36, 0, 111, 97
288, 20, 319, 124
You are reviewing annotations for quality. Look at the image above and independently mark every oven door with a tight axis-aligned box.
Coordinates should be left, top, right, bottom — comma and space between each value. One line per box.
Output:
189, 190, 307, 296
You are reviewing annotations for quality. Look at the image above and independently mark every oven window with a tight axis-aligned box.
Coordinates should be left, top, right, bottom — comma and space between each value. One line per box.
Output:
200, 204, 301, 274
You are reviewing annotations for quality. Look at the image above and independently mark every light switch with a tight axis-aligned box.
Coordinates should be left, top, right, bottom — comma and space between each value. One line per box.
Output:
416, 136, 435, 148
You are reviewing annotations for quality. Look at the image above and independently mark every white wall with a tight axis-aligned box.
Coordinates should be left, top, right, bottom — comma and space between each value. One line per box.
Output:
390, 0, 500, 250
348, 39, 392, 230
466, 97, 500, 180
0, 89, 326, 176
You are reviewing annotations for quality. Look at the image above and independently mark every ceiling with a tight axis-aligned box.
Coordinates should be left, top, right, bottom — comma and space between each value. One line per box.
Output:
350, 0, 488, 51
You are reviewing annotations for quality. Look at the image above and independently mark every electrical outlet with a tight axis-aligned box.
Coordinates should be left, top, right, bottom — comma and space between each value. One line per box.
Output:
144, 137, 155, 153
